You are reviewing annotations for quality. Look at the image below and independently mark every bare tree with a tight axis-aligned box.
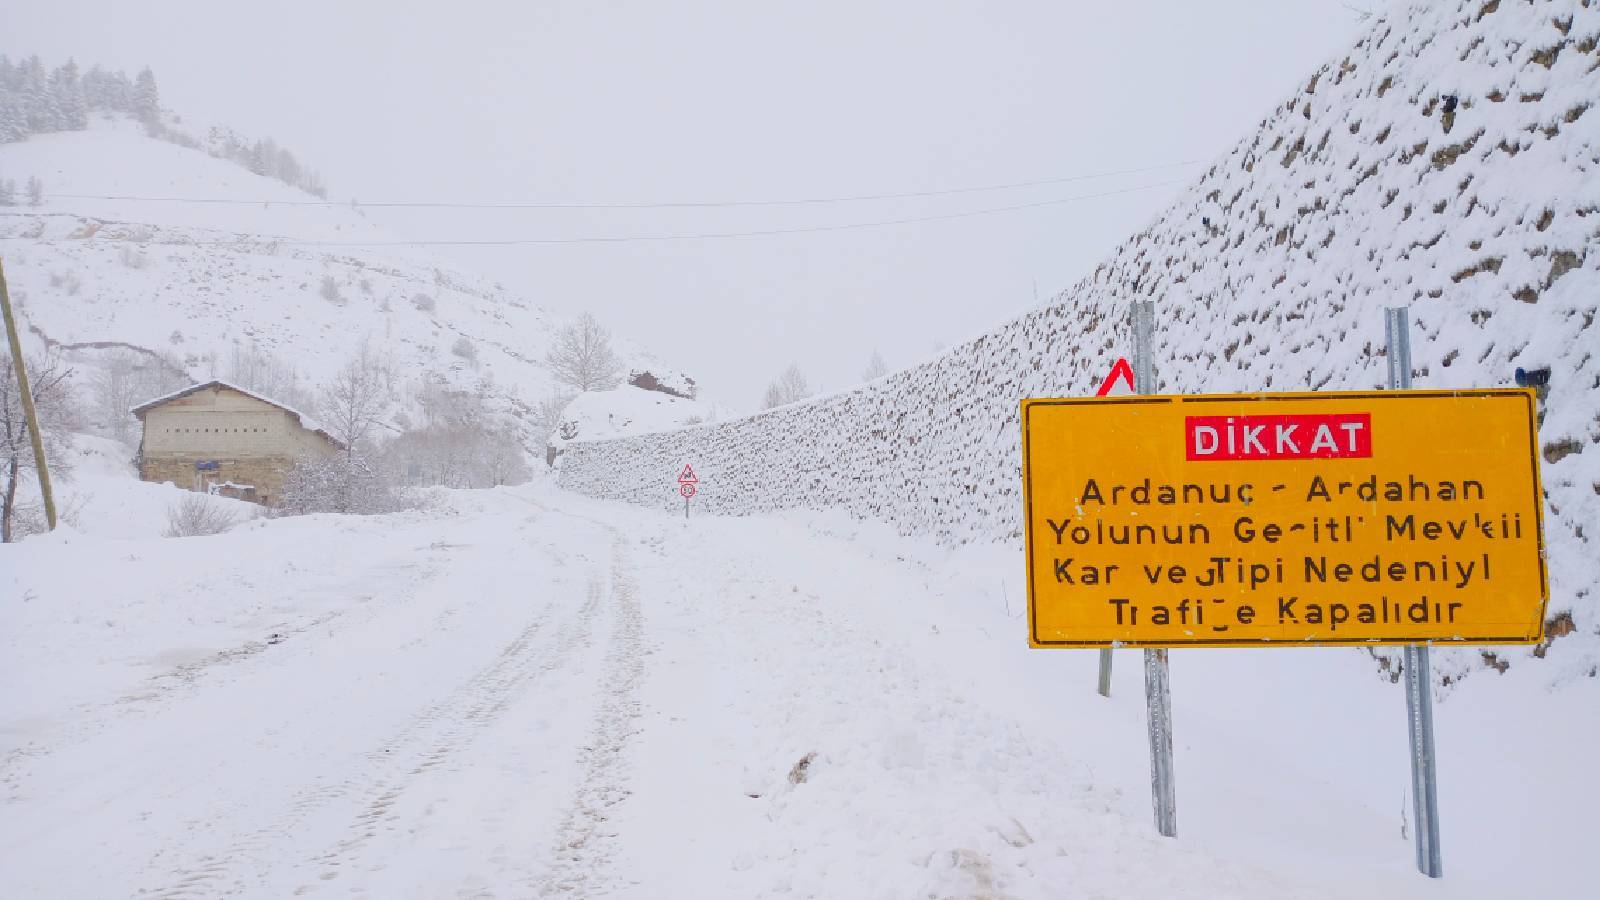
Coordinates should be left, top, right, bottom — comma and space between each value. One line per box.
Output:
862, 350, 889, 382
546, 313, 621, 392
1, 351, 77, 542
226, 342, 317, 414
320, 349, 391, 458
532, 392, 574, 443
763, 363, 811, 409
92, 349, 187, 444
384, 372, 531, 487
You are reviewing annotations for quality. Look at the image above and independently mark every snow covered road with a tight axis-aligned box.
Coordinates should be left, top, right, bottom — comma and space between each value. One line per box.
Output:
2, 484, 1593, 898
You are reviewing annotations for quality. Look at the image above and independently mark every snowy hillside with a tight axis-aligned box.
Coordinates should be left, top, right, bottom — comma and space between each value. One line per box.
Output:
0, 115, 696, 456
558, 0, 1600, 683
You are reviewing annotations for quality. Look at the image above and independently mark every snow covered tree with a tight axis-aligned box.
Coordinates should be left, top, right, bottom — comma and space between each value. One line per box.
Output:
532, 392, 574, 445
0, 180, 15, 206
20, 56, 58, 133
546, 313, 621, 392
280, 452, 398, 516
25, 176, 42, 207
91, 350, 187, 445
50, 59, 87, 130
0, 93, 24, 144
132, 66, 160, 129
319, 349, 392, 458
862, 350, 889, 381
763, 363, 811, 409
0, 351, 77, 543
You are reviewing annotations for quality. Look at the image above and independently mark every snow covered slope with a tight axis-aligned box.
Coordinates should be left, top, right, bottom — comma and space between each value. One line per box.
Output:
0, 115, 693, 451
558, 0, 1600, 681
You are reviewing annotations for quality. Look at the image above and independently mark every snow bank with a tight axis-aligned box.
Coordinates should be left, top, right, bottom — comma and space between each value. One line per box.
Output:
551, 384, 719, 449
558, 0, 1600, 683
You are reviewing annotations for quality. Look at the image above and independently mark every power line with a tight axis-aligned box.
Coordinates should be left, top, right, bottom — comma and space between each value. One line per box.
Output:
55, 178, 1189, 247
43, 159, 1202, 211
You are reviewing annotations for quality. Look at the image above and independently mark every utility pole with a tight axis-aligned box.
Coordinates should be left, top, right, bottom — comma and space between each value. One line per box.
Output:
0, 257, 57, 533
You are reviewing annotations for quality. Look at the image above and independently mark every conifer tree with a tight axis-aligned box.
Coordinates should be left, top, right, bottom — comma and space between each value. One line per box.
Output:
21, 56, 59, 132
132, 66, 160, 129
52, 59, 87, 130
0, 95, 24, 144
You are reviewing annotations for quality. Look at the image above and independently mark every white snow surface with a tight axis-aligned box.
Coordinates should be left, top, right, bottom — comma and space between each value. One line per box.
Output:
0, 115, 696, 451
552, 384, 721, 449
559, 0, 1600, 685
1, 481, 1593, 897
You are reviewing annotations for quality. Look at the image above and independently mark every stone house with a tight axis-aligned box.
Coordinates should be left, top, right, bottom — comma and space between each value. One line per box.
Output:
132, 381, 343, 506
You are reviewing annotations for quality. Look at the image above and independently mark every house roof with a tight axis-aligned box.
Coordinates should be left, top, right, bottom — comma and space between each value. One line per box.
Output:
130, 380, 343, 448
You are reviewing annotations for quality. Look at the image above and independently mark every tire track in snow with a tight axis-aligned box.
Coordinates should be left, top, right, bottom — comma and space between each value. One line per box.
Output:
144, 541, 605, 898
0, 550, 449, 797
535, 531, 645, 898
289, 575, 606, 895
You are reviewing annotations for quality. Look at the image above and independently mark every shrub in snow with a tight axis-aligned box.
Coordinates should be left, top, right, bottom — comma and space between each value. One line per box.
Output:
411, 293, 436, 312
318, 275, 344, 305
451, 336, 476, 360
47, 270, 81, 295
162, 493, 238, 537
279, 453, 401, 516
119, 245, 148, 269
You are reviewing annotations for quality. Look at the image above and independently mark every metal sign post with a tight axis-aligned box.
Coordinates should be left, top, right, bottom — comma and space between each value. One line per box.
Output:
1130, 300, 1177, 838
1094, 352, 1136, 698
677, 464, 699, 521
1386, 307, 1442, 878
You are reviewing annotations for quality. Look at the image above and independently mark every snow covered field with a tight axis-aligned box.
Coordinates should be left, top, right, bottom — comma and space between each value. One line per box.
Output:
2, 482, 1591, 898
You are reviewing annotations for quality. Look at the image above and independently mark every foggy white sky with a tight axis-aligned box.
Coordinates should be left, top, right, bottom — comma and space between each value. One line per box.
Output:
5, 1, 1387, 408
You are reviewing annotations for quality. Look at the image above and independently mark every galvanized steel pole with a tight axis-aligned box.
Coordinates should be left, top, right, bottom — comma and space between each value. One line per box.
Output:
0, 257, 57, 535
1386, 306, 1442, 878
1132, 300, 1176, 837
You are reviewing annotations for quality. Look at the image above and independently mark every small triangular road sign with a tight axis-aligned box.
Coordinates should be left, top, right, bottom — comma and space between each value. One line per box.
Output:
678, 464, 699, 484
1095, 358, 1136, 396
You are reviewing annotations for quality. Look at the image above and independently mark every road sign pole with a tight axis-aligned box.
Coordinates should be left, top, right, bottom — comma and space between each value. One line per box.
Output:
1129, 299, 1177, 838
1386, 306, 1442, 878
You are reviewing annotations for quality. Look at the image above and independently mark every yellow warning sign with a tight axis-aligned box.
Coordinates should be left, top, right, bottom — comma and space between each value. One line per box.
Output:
1021, 390, 1547, 648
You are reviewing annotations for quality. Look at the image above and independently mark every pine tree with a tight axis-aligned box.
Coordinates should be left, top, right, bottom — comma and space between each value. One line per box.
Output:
51, 59, 87, 130
0, 179, 15, 206
863, 350, 889, 381
0, 95, 24, 144
21, 56, 58, 133
132, 66, 160, 129
26, 176, 43, 207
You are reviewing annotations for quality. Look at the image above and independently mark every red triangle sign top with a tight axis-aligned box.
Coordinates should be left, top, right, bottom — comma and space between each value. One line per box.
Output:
678, 464, 699, 484
1094, 358, 1136, 396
